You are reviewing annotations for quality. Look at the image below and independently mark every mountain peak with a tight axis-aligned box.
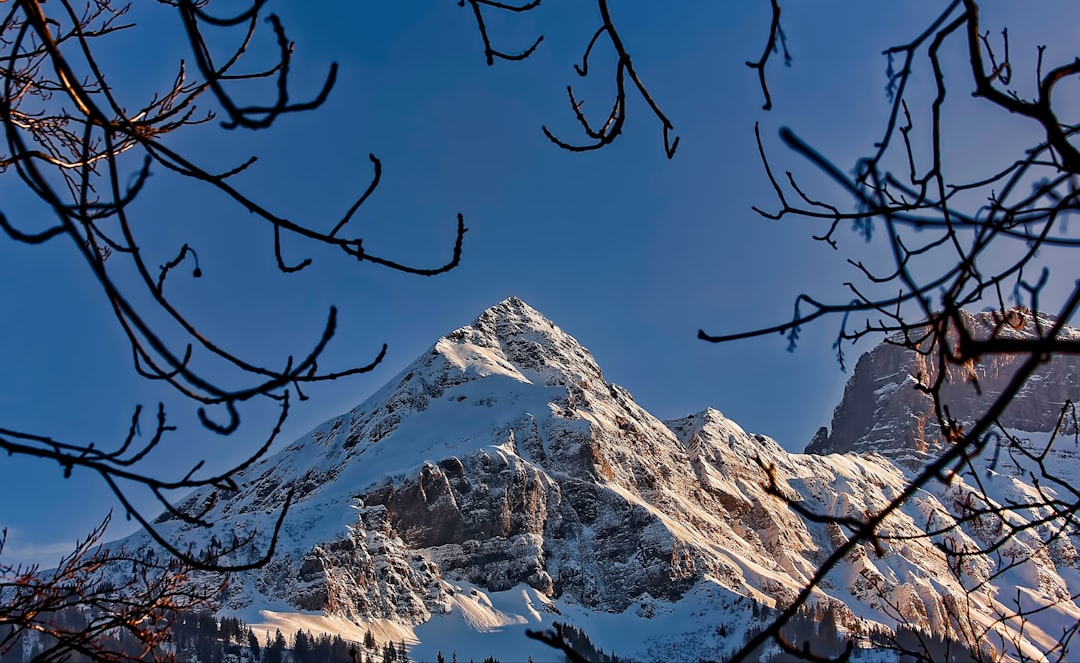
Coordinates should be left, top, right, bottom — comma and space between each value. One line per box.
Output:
472, 297, 556, 341
473, 296, 554, 333
439, 297, 604, 386
808, 308, 1080, 461
121, 300, 1079, 662
484, 295, 537, 316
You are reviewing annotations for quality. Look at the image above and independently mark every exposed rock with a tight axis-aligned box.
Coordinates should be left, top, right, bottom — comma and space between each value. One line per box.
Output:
807, 309, 1080, 464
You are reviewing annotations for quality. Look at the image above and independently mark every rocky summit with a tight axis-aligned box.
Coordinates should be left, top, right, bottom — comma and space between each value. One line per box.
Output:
119, 299, 1080, 662
806, 310, 1080, 466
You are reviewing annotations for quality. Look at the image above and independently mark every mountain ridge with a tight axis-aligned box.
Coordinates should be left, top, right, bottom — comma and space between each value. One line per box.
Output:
116, 298, 1080, 662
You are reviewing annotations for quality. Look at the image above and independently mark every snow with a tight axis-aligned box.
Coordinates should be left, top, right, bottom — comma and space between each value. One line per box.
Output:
249, 610, 416, 648
102, 299, 1080, 663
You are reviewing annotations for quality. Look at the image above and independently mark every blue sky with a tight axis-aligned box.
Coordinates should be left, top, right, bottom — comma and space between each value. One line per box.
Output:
1, 2, 1076, 567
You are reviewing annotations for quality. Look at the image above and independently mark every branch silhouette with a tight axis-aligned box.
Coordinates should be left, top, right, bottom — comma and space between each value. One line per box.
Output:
1, 0, 465, 572
462, 0, 679, 158
709, 2, 1080, 660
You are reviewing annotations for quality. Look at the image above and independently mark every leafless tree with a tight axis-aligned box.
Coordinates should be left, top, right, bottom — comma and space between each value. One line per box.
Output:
0, 512, 220, 663
460, 0, 679, 158
698, 1, 1080, 660
7, 0, 1078, 660
0, 0, 465, 572
469, 1, 1080, 661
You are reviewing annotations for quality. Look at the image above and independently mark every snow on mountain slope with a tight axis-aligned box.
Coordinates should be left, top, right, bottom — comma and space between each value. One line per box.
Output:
113, 299, 1080, 662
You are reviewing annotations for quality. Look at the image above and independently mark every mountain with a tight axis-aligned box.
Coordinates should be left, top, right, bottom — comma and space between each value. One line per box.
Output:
807, 309, 1080, 466
117, 299, 1080, 662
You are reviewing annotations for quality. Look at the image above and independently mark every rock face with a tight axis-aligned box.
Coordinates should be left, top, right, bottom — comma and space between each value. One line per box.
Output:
806, 309, 1080, 465
119, 299, 1080, 662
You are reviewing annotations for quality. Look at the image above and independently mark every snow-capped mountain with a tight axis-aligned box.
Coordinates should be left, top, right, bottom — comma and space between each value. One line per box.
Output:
807, 309, 1080, 466
119, 299, 1080, 662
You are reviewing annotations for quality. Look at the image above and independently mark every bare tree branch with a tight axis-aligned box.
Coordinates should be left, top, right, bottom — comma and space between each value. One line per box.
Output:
1, 0, 465, 572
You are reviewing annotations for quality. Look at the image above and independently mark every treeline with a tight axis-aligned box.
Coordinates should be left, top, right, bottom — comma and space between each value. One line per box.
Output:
734, 602, 980, 663
552, 623, 621, 663
0, 608, 156, 662
2, 602, 981, 663
890, 625, 980, 663
170, 610, 360, 663
170, 612, 493, 663
171, 611, 256, 662
736, 604, 852, 662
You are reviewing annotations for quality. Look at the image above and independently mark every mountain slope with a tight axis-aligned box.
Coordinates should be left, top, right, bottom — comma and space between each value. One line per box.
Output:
116, 299, 1080, 662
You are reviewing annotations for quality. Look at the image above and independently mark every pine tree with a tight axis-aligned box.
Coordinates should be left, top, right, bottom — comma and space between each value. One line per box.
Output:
820, 606, 841, 646
437, 650, 446, 663
293, 628, 311, 663
311, 633, 332, 662
333, 635, 351, 662
265, 628, 286, 663
248, 627, 262, 662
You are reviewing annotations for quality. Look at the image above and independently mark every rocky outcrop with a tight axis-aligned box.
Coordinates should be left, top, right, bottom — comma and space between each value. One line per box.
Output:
806, 309, 1080, 464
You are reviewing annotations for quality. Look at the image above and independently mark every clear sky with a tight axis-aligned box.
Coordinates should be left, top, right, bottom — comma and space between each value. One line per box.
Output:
1, 2, 1076, 567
